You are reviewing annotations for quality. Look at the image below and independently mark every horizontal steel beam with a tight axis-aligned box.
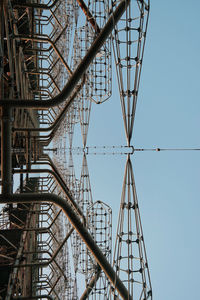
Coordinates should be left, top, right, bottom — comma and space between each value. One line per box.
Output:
0, 193, 132, 300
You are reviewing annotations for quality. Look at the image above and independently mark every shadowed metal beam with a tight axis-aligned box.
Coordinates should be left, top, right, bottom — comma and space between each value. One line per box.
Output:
1, 107, 12, 195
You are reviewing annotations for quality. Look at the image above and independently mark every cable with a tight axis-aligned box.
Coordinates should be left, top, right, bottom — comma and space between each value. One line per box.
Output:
134, 148, 200, 152
55, 145, 200, 155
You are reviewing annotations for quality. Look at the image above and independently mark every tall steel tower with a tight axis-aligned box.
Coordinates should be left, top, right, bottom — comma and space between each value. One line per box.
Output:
0, 0, 151, 299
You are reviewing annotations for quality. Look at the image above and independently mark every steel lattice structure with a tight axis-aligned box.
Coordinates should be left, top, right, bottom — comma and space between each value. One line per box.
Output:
0, 0, 151, 299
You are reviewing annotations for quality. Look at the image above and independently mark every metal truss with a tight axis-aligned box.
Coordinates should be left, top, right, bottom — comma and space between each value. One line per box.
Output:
0, 0, 151, 299
111, 156, 152, 299
112, 0, 150, 146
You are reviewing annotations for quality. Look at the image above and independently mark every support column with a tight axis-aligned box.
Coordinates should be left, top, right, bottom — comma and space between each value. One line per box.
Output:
1, 107, 12, 195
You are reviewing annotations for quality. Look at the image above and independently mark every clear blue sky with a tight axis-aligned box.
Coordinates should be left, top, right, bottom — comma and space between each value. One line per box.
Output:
73, 1, 200, 299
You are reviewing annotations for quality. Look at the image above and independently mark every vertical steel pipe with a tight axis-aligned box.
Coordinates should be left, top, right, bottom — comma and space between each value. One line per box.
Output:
1, 107, 12, 195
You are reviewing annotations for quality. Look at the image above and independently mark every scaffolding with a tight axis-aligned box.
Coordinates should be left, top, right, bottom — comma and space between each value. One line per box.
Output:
0, 0, 151, 299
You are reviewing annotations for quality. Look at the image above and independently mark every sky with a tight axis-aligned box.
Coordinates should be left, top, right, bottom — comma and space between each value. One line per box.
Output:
72, 1, 200, 299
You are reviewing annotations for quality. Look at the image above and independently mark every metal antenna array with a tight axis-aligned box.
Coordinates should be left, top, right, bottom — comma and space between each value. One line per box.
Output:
112, 0, 149, 145
0, 0, 151, 299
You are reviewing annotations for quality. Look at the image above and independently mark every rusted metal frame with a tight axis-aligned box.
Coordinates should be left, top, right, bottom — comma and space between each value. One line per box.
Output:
33, 157, 71, 192
40, 108, 57, 123
33, 4, 60, 37
49, 275, 61, 295
76, 0, 100, 33
0, 253, 14, 261
42, 179, 58, 194
50, 20, 68, 43
23, 55, 61, 86
12, 2, 37, 100
13, 0, 60, 10
13, 168, 85, 223
27, 131, 31, 171
0, 39, 3, 78
1, 107, 12, 195
49, 0, 62, 21
41, 175, 56, 189
9, 3, 31, 98
34, 163, 59, 186
9, 212, 25, 228
16, 10, 27, 23
38, 109, 57, 124
34, 14, 51, 31
32, 85, 56, 97
12, 77, 84, 143
13, 296, 54, 300
0, 193, 132, 300
17, 224, 58, 233
13, 82, 83, 151
21, 208, 62, 232
80, 265, 102, 300
0, 1, 4, 97
5, 201, 37, 300
38, 219, 61, 247
0, 0, 130, 109
17, 48, 60, 79
49, 57, 61, 78
28, 75, 57, 95
12, 228, 73, 269
31, 88, 54, 98
14, 35, 72, 75
0, 234, 18, 251
49, 7, 62, 30
16, 14, 30, 36
18, 48, 27, 99
3, 5, 15, 98
6, 226, 48, 234
29, 21, 68, 49
25, 71, 61, 92
13, 42, 21, 95
34, 273, 57, 290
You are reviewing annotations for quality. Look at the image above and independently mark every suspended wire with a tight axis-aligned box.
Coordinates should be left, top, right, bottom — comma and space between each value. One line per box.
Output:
51, 145, 200, 156
134, 148, 200, 152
